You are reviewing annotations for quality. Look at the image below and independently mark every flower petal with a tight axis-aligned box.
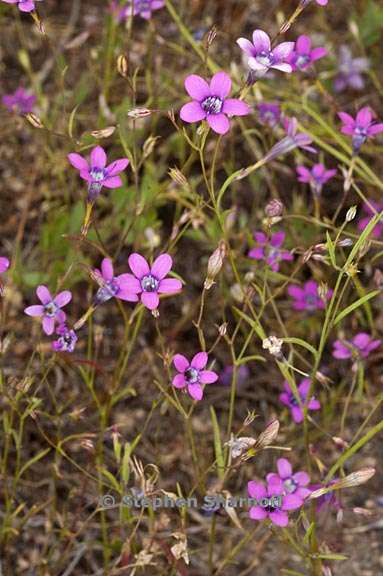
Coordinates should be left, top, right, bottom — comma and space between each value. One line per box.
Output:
0, 257, 9, 273
102, 176, 123, 189
68, 153, 89, 171
293, 471, 310, 486
54, 290, 72, 308
37, 285, 52, 305
207, 113, 230, 135
252, 29, 271, 53
184, 75, 210, 100
180, 101, 206, 123
141, 292, 160, 310
188, 383, 203, 400
282, 494, 303, 510
273, 41, 295, 62
151, 254, 173, 280
115, 273, 142, 293
191, 352, 208, 369
277, 458, 292, 479
296, 35, 311, 53
199, 370, 218, 384
209, 72, 232, 99
24, 305, 44, 317
129, 253, 150, 279
249, 506, 268, 521
269, 511, 289, 526
106, 159, 129, 177
222, 99, 250, 117
101, 258, 114, 281
157, 278, 182, 294
172, 374, 186, 388
173, 354, 189, 373
42, 316, 55, 335
248, 481, 266, 500
116, 291, 139, 302
90, 146, 107, 169
236, 37, 255, 56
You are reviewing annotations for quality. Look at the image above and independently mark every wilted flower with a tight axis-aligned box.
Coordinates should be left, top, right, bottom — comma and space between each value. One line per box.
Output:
296, 163, 337, 196
1, 0, 42, 12
68, 146, 129, 201
237, 30, 294, 75
338, 107, 383, 154
332, 332, 381, 360
279, 379, 321, 423
52, 324, 78, 353
93, 258, 139, 305
265, 117, 316, 161
124, 253, 182, 310
287, 280, 333, 311
258, 103, 282, 128
334, 46, 370, 93
248, 231, 293, 272
288, 35, 327, 72
2, 87, 36, 114
267, 458, 312, 501
248, 476, 302, 527
180, 72, 250, 135
357, 201, 383, 238
262, 335, 284, 357
117, 0, 164, 20
24, 286, 72, 335
172, 352, 218, 400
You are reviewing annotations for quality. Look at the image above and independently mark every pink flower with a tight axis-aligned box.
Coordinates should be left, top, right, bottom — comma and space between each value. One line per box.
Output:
1, 0, 42, 12
180, 72, 250, 135
296, 163, 337, 196
123, 253, 182, 310
288, 35, 327, 72
2, 87, 36, 114
332, 333, 381, 360
357, 201, 383, 238
279, 379, 321, 423
267, 458, 312, 502
0, 257, 10, 274
118, 0, 164, 20
287, 280, 332, 311
93, 258, 139, 305
338, 107, 383, 154
68, 146, 129, 201
265, 117, 316, 161
172, 352, 218, 400
258, 102, 281, 128
248, 231, 293, 272
237, 30, 294, 75
24, 285, 72, 335
248, 476, 302, 527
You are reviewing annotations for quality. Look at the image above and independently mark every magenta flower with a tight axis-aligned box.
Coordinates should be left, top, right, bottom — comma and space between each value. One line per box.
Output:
24, 286, 72, 335
93, 258, 139, 305
301, 0, 328, 5
357, 201, 383, 238
68, 146, 129, 201
172, 352, 218, 400
296, 163, 337, 196
338, 107, 383, 154
0, 257, 10, 274
265, 117, 316, 161
258, 103, 281, 128
248, 231, 293, 272
123, 253, 182, 310
1, 0, 42, 12
279, 379, 321, 424
311, 480, 341, 512
180, 72, 250, 135
287, 280, 332, 311
332, 333, 381, 360
2, 87, 36, 114
119, 0, 164, 20
288, 35, 327, 72
267, 458, 312, 502
248, 476, 302, 527
237, 30, 294, 75
334, 46, 370, 93
52, 324, 78, 353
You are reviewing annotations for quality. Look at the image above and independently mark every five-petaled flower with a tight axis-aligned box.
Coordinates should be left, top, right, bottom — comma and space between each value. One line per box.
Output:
296, 163, 337, 196
266, 117, 316, 161
124, 253, 182, 310
118, 0, 164, 20
68, 146, 129, 201
24, 285, 72, 335
1, 0, 42, 12
172, 352, 218, 400
287, 280, 333, 311
338, 107, 383, 154
288, 35, 327, 72
237, 30, 294, 76
93, 258, 139, 305
267, 458, 312, 502
248, 231, 293, 272
2, 87, 36, 114
258, 102, 282, 128
332, 332, 381, 360
180, 72, 250, 135
279, 379, 321, 423
248, 476, 302, 527
52, 324, 78, 353
334, 46, 370, 93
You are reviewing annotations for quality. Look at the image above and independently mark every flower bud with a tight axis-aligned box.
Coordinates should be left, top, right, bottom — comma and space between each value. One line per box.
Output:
127, 108, 152, 119
204, 241, 227, 289
265, 199, 284, 217
117, 54, 129, 77
346, 205, 357, 222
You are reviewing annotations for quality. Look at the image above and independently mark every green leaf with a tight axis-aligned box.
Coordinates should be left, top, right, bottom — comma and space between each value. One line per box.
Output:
312, 553, 348, 561
282, 337, 318, 358
210, 406, 225, 480
17, 448, 51, 480
334, 290, 380, 326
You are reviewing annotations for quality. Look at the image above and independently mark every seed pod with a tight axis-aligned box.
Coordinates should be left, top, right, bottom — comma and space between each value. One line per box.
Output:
25, 113, 44, 129
90, 126, 116, 139
127, 108, 152, 119
117, 54, 129, 77
204, 241, 227, 289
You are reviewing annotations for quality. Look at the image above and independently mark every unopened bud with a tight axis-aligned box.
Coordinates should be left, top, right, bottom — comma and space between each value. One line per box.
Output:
204, 241, 227, 289
168, 167, 188, 187
338, 238, 353, 247
265, 199, 284, 218
218, 323, 227, 336
117, 54, 129, 77
318, 282, 330, 302
127, 108, 152, 119
332, 436, 349, 449
91, 126, 116, 139
206, 26, 217, 48
143, 135, 160, 159
346, 205, 357, 222
25, 113, 44, 128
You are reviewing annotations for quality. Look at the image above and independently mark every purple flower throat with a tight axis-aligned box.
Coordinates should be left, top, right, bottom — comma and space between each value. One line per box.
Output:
185, 367, 200, 384
201, 96, 223, 115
